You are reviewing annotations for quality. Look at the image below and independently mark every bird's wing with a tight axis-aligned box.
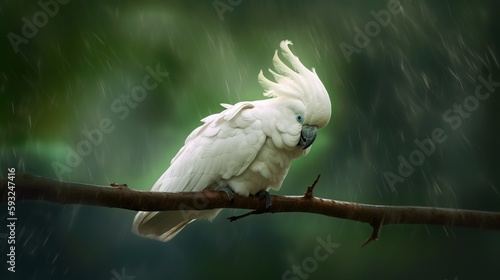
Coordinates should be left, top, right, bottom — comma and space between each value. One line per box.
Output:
151, 101, 267, 193
132, 102, 267, 241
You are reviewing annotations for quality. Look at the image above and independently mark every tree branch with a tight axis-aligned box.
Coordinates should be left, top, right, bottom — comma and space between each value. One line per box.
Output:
2, 173, 500, 245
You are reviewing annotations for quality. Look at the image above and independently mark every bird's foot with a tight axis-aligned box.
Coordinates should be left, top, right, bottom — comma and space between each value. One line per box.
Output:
227, 190, 271, 222
256, 190, 272, 209
220, 186, 235, 204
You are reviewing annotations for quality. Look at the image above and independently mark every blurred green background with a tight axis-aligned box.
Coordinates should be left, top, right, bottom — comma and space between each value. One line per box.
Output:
1, 0, 500, 279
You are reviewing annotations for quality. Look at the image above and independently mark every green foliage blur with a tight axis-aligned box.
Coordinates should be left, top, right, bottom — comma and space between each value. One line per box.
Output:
1, 0, 499, 279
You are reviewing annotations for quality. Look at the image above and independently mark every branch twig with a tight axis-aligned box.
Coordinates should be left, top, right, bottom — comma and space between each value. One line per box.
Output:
227, 209, 266, 222
1, 173, 500, 245
303, 174, 321, 199
361, 217, 384, 247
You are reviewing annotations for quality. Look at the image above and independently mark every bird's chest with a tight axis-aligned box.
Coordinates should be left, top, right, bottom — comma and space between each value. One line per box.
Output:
227, 138, 303, 196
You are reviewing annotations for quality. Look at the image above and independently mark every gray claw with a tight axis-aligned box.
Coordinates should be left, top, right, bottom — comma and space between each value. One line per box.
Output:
220, 186, 234, 203
256, 190, 272, 209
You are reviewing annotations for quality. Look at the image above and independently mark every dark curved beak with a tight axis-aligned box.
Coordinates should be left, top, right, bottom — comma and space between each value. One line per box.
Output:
297, 125, 318, 149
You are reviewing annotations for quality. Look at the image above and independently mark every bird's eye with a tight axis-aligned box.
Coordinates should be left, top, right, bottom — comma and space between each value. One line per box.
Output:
296, 113, 304, 124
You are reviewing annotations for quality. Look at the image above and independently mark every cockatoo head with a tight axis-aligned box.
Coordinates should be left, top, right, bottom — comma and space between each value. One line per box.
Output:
258, 40, 331, 150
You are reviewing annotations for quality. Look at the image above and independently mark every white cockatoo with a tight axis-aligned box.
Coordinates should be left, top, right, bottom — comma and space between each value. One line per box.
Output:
132, 40, 331, 241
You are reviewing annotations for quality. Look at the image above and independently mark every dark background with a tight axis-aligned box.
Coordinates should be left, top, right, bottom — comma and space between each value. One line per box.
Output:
1, 0, 499, 279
